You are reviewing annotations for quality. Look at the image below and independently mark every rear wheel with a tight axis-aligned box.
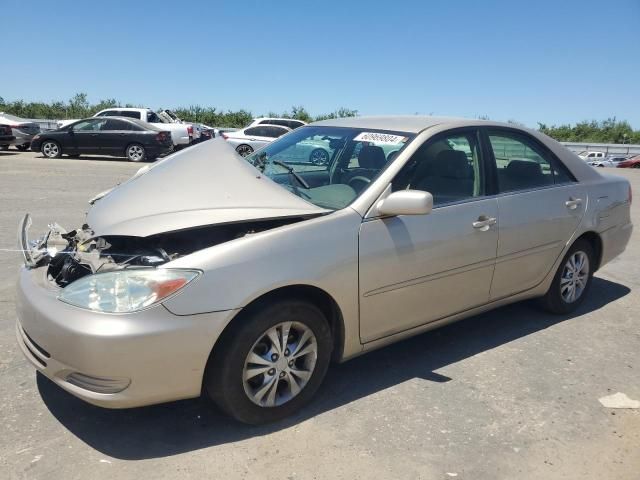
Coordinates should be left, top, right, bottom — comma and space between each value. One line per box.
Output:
41, 140, 61, 158
309, 148, 329, 165
126, 143, 146, 162
205, 300, 332, 424
0, 145, 8, 151
236, 144, 253, 157
634, 164, 640, 169
539, 239, 594, 314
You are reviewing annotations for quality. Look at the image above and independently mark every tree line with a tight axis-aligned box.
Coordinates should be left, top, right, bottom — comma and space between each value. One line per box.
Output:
1, 93, 638, 144
0, 93, 357, 128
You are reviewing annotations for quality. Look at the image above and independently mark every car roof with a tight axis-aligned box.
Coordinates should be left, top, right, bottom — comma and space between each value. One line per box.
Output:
72, 116, 162, 130
254, 117, 306, 124
310, 115, 540, 134
246, 124, 292, 131
99, 107, 150, 112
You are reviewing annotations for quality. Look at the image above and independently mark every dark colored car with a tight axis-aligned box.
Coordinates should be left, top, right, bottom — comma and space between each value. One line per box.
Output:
30, 117, 173, 162
0, 124, 16, 149
618, 154, 640, 168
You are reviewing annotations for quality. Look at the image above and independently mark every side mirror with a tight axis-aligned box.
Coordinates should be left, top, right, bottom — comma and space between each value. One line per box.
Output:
376, 190, 433, 216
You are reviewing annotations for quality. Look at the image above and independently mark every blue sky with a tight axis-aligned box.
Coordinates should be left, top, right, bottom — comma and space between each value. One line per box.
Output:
2, 0, 639, 127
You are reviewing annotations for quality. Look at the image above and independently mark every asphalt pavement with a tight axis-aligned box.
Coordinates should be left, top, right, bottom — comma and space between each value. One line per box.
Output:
1, 150, 638, 479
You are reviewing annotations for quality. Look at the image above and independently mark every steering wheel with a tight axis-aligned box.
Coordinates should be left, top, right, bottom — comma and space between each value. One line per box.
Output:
347, 175, 371, 193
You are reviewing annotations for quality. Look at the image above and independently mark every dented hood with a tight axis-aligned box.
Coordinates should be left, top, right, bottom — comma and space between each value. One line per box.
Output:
87, 139, 326, 237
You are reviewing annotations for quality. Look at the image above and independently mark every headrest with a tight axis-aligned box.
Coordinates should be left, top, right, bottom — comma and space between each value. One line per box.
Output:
358, 145, 387, 170
431, 150, 471, 178
506, 159, 543, 178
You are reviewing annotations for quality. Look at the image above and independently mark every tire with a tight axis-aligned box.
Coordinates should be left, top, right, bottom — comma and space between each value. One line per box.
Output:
538, 239, 594, 314
205, 299, 332, 424
16, 143, 30, 151
41, 140, 62, 158
309, 148, 329, 166
126, 143, 146, 162
0, 145, 8, 151
633, 164, 640, 169
235, 144, 253, 157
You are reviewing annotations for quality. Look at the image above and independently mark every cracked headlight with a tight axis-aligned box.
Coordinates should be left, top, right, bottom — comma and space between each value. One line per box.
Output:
58, 269, 200, 313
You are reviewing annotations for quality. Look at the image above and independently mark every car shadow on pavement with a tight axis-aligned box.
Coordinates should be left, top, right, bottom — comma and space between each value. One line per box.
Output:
37, 276, 630, 460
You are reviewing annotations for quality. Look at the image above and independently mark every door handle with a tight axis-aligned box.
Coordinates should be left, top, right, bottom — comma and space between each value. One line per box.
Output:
565, 198, 583, 210
472, 216, 497, 231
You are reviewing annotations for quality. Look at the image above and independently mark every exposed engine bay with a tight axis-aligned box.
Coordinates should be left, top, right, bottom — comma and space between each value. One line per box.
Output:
21, 214, 309, 287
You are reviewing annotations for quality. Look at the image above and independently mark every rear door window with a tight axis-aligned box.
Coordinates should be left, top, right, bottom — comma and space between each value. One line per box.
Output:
262, 126, 289, 138
487, 130, 573, 193
118, 111, 143, 120
102, 119, 132, 131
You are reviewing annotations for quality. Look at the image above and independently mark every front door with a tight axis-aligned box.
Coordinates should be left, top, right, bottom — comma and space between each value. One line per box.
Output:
359, 129, 499, 343
69, 118, 107, 154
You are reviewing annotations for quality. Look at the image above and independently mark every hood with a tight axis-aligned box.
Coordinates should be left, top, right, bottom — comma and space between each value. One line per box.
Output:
86, 139, 326, 237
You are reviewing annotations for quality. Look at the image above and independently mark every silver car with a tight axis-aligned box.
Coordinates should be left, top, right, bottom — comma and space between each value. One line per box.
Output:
222, 124, 291, 157
16, 116, 633, 424
0, 112, 40, 150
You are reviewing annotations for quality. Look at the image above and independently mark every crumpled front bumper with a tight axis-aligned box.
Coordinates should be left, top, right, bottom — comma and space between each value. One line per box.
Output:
16, 266, 238, 408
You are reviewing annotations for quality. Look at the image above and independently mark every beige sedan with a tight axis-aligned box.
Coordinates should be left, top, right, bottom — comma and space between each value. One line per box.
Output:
17, 116, 632, 424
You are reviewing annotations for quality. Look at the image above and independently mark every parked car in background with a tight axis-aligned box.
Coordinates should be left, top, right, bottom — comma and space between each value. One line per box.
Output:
222, 124, 291, 156
17, 116, 632, 424
577, 150, 605, 161
589, 156, 628, 168
0, 112, 41, 150
31, 117, 173, 162
617, 154, 640, 168
58, 108, 193, 148
247, 117, 307, 130
94, 108, 193, 148
0, 124, 16, 149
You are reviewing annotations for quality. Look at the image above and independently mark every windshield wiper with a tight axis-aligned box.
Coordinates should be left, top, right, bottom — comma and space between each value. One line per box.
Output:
272, 160, 310, 189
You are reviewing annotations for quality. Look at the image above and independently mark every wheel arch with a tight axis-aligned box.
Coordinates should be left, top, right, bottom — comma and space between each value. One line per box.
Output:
210, 284, 346, 365
573, 231, 603, 271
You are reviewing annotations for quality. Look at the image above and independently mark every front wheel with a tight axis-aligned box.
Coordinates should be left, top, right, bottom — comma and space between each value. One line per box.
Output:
235, 144, 254, 157
41, 140, 61, 158
205, 300, 332, 424
126, 143, 146, 162
539, 239, 594, 314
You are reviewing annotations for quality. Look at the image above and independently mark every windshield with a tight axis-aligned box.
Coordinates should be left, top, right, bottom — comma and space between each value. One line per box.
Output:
246, 126, 414, 210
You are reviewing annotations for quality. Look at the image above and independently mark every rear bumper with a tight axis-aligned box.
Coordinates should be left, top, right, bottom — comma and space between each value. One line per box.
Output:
0, 135, 17, 145
16, 266, 238, 408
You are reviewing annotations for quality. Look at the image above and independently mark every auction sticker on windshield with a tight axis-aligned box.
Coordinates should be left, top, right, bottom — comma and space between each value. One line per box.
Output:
353, 132, 407, 145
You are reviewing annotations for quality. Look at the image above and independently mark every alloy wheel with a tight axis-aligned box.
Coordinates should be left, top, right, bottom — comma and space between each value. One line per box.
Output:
310, 149, 329, 165
128, 145, 144, 161
242, 321, 318, 408
560, 251, 589, 303
236, 145, 253, 157
42, 142, 59, 158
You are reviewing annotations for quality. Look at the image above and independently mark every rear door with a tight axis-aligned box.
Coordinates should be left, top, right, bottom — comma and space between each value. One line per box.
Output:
100, 119, 134, 155
485, 129, 586, 300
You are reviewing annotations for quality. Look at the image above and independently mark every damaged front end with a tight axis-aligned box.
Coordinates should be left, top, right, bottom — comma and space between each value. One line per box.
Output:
20, 213, 308, 288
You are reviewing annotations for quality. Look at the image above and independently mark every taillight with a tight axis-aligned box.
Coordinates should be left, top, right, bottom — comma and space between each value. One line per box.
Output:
629, 185, 633, 205
221, 133, 228, 140
187, 125, 193, 136
156, 132, 168, 142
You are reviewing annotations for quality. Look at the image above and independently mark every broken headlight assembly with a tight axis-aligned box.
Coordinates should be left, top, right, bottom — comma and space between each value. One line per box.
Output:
58, 269, 200, 313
